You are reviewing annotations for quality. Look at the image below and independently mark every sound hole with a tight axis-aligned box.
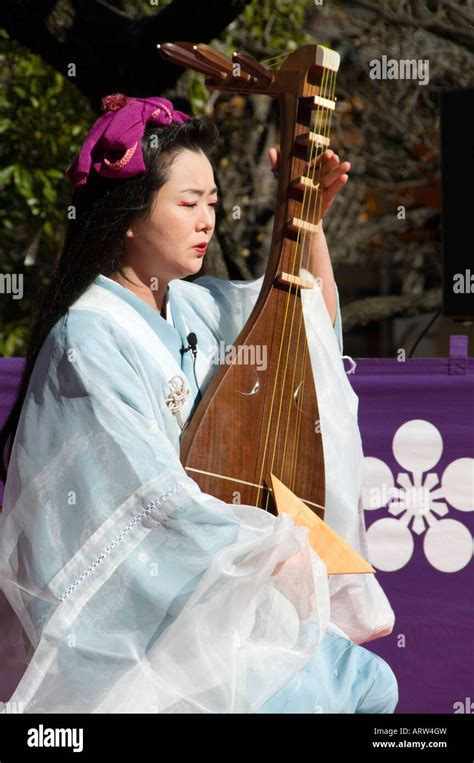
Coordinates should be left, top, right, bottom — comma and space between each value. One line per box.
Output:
293, 376, 313, 415
234, 366, 260, 396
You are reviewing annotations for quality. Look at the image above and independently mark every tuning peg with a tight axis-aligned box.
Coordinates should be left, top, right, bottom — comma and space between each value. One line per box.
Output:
193, 44, 254, 83
157, 42, 227, 80
173, 41, 196, 51
232, 51, 274, 85
192, 45, 233, 76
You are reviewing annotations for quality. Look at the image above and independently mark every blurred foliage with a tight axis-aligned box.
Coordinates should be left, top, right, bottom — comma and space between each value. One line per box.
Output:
0, 27, 95, 355
0, 0, 316, 356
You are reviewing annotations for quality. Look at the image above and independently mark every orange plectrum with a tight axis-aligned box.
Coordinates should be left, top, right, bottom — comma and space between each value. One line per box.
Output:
271, 473, 375, 575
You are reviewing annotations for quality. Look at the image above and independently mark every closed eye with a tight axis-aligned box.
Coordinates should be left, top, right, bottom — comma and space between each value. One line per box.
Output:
180, 202, 220, 208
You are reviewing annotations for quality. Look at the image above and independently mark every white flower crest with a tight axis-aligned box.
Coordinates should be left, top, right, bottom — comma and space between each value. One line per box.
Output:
361, 419, 473, 573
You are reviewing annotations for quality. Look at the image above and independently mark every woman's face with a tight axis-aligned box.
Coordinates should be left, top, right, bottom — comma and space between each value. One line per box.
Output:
124, 148, 218, 282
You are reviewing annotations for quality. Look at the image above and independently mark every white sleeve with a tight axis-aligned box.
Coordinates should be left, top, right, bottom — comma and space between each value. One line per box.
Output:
333, 283, 344, 355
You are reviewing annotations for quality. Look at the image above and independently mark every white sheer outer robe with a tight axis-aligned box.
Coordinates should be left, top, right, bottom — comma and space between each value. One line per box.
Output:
0, 270, 397, 713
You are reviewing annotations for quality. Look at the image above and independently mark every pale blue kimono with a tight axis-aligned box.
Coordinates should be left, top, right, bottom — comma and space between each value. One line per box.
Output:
0, 272, 398, 714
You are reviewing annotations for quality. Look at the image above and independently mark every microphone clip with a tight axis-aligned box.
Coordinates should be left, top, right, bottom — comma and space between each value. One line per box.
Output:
180, 332, 198, 357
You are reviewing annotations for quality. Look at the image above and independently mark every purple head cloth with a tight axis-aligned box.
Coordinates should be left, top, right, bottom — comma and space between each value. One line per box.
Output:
66, 94, 191, 188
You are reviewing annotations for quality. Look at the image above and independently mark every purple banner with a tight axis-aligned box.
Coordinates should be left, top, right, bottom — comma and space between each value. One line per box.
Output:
348, 336, 474, 713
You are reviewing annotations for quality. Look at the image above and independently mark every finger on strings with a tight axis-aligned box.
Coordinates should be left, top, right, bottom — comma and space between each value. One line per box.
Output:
322, 162, 351, 189
324, 173, 349, 199
306, 149, 338, 172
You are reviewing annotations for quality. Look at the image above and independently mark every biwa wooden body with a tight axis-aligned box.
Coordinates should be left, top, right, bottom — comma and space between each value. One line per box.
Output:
158, 42, 340, 518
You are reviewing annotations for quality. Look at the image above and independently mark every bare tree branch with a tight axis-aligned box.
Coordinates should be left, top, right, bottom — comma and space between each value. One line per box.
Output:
342, 288, 442, 330
347, 0, 474, 52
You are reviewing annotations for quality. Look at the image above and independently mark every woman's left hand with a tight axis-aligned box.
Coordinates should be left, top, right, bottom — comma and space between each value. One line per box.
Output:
268, 147, 351, 225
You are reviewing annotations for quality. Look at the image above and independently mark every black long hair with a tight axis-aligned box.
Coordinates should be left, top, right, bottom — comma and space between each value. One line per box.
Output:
0, 116, 219, 485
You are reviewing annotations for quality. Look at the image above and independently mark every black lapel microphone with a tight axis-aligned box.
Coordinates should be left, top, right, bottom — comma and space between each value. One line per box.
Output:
180, 332, 202, 406
180, 332, 198, 358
